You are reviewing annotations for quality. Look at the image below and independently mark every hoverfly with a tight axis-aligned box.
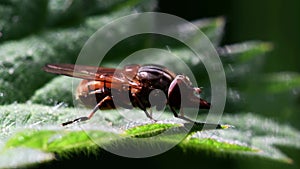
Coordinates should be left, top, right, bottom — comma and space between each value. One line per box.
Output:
43, 64, 210, 126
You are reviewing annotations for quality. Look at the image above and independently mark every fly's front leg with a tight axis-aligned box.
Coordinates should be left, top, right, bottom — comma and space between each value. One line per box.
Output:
62, 96, 112, 126
169, 106, 195, 123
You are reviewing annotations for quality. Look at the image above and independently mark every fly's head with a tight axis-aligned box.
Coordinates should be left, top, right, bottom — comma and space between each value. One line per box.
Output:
168, 75, 210, 109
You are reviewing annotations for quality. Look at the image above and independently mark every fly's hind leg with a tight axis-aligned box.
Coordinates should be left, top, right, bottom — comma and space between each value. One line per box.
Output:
62, 96, 112, 126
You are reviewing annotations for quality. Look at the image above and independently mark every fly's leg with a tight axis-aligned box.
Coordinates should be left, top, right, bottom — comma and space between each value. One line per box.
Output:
169, 106, 229, 130
178, 108, 195, 123
132, 93, 156, 122
169, 106, 195, 123
144, 110, 156, 121
149, 108, 153, 119
62, 96, 112, 126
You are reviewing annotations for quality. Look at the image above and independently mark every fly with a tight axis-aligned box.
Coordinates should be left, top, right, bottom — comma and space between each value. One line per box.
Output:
43, 64, 210, 126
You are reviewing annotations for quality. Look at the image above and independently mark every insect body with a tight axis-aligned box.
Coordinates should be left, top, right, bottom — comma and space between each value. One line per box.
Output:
43, 64, 210, 126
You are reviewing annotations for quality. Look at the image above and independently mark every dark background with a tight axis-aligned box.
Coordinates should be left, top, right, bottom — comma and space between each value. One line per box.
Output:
158, 0, 300, 73
157, 2, 300, 168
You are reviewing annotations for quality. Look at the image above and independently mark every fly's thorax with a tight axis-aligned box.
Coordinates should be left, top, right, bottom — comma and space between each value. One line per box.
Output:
136, 64, 176, 92
131, 65, 176, 108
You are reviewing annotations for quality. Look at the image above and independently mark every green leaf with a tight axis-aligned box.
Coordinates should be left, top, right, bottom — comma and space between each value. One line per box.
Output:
220, 41, 273, 85
262, 72, 300, 93
0, 1, 155, 105
220, 113, 300, 163
4, 130, 116, 154
0, 104, 299, 168
195, 17, 225, 46
46, 0, 156, 27
219, 41, 273, 62
236, 72, 300, 125
181, 137, 257, 152
0, 147, 54, 168
0, 0, 156, 43
125, 123, 181, 138
0, 0, 48, 42
30, 76, 79, 107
